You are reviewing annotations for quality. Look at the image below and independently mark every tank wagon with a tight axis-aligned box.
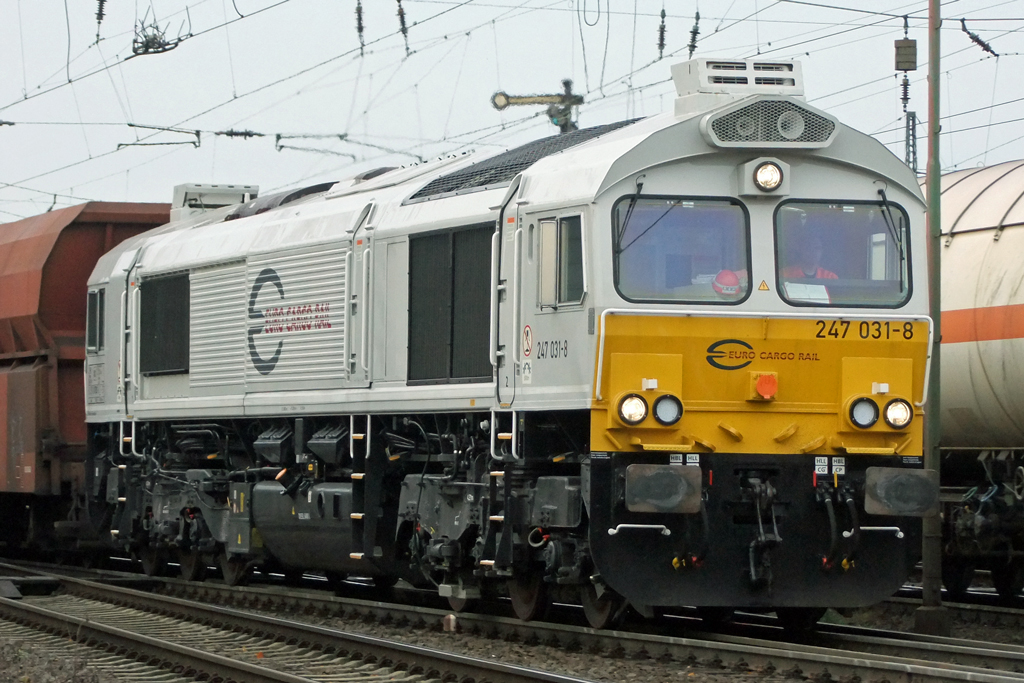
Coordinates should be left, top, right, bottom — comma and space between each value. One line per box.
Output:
934, 160, 1024, 601
0, 201, 169, 549
73, 58, 938, 629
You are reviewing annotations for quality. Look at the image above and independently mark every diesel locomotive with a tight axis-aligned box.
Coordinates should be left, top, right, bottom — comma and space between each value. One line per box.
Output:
8, 58, 942, 630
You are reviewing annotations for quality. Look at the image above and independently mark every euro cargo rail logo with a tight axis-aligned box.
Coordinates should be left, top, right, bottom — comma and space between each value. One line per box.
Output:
706, 339, 754, 370
248, 268, 285, 374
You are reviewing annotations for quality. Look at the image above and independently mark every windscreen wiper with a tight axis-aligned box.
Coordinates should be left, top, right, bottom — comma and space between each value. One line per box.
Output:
876, 187, 906, 266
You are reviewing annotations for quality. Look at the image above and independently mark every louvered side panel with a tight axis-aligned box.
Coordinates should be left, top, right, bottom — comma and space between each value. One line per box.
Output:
245, 245, 348, 386
190, 262, 247, 388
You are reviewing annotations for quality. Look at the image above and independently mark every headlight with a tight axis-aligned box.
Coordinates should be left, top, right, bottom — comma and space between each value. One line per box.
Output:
849, 397, 879, 428
884, 399, 913, 429
753, 162, 783, 192
618, 394, 648, 425
653, 395, 683, 426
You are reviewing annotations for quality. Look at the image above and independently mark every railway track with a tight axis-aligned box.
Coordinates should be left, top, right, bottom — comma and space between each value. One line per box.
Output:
0, 561, 1021, 683
0, 565, 596, 683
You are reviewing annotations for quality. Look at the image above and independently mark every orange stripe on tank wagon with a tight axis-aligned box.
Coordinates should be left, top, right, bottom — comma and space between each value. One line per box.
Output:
942, 304, 1024, 343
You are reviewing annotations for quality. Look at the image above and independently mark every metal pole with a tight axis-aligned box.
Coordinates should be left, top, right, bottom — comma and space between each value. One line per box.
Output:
914, 0, 950, 637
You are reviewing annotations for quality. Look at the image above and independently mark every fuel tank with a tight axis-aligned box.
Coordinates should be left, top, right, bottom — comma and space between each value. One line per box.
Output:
937, 160, 1024, 447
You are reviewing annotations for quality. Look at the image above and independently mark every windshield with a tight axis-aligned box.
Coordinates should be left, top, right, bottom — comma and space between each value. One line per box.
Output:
614, 197, 750, 304
775, 201, 910, 308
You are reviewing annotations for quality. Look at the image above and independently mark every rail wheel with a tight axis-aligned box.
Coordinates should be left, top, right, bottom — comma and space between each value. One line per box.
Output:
991, 559, 1024, 603
373, 574, 399, 589
282, 568, 305, 586
695, 606, 735, 625
775, 607, 826, 632
220, 551, 250, 587
325, 570, 348, 591
580, 582, 625, 630
139, 546, 167, 577
447, 595, 477, 612
508, 573, 549, 622
941, 558, 975, 602
178, 548, 207, 582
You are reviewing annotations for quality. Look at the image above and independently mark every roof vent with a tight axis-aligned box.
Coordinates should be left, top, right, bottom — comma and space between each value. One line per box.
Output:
170, 183, 258, 222
700, 98, 837, 148
673, 58, 804, 97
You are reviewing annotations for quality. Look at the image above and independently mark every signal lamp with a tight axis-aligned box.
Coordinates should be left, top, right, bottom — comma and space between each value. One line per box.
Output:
753, 162, 783, 192
884, 399, 913, 429
618, 394, 649, 425
653, 395, 683, 426
849, 397, 879, 429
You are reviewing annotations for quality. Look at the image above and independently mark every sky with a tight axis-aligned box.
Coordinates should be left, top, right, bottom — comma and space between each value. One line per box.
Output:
1, 0, 1022, 221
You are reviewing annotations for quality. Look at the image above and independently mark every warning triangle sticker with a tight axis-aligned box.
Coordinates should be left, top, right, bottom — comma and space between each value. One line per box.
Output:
758, 280, 770, 291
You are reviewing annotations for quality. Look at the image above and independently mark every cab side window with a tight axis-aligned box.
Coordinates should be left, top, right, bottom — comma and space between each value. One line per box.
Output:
539, 215, 584, 308
86, 289, 105, 353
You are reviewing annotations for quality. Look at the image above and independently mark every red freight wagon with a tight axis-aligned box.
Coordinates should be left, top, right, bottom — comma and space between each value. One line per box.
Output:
0, 202, 168, 548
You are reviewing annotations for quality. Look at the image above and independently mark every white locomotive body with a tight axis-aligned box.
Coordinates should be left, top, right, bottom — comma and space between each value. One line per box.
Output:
79, 59, 938, 627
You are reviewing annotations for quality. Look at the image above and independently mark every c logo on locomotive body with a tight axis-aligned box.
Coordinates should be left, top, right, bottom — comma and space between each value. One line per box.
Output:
248, 268, 284, 375
706, 339, 754, 370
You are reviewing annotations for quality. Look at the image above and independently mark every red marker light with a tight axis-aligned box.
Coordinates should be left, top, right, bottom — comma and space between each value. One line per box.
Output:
756, 373, 778, 399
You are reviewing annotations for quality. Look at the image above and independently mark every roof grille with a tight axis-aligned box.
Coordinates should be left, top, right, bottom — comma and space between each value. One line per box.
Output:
755, 77, 795, 86
704, 99, 837, 148
708, 61, 747, 71
711, 76, 748, 85
753, 63, 792, 72
406, 120, 637, 203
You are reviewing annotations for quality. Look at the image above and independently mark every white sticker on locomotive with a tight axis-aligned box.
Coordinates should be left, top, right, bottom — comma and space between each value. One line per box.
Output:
686, 454, 700, 464
815, 456, 828, 474
670, 454, 683, 464
521, 361, 532, 385
522, 325, 533, 357
832, 457, 846, 475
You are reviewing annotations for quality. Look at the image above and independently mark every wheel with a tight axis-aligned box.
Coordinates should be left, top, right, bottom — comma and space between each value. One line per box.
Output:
447, 595, 477, 612
580, 582, 625, 630
372, 574, 399, 589
941, 558, 975, 602
219, 551, 250, 587
282, 568, 305, 586
775, 607, 826, 632
139, 546, 167, 577
991, 559, 1024, 603
178, 548, 207, 582
325, 570, 348, 591
508, 573, 550, 622
696, 606, 735, 625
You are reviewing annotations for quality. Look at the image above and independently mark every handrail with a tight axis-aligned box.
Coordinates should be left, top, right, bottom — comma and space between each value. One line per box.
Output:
360, 248, 372, 373
594, 308, 933, 406
489, 230, 502, 367
511, 228, 523, 366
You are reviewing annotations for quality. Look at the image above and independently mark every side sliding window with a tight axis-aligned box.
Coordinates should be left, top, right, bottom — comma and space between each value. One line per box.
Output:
539, 215, 585, 308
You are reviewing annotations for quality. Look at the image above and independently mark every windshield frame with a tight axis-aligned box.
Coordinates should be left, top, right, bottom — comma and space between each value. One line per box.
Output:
612, 194, 752, 306
772, 198, 913, 310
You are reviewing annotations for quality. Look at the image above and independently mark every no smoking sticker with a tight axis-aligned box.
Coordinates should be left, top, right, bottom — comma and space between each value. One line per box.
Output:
522, 325, 533, 357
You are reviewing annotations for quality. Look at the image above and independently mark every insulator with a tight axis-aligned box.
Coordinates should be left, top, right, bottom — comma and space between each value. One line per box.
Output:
657, 9, 666, 59
900, 74, 910, 112
96, 0, 107, 22
688, 11, 700, 60
397, 0, 410, 56
356, 0, 365, 56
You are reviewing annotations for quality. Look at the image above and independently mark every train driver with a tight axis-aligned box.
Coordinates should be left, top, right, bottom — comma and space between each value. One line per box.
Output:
780, 231, 837, 280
